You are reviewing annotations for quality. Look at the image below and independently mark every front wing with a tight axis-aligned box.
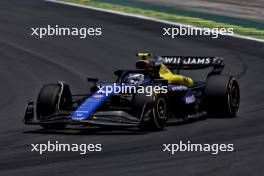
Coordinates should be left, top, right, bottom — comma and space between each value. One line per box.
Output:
24, 101, 141, 127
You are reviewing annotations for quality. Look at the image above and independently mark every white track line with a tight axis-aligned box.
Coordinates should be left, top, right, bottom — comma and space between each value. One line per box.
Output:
45, 0, 264, 43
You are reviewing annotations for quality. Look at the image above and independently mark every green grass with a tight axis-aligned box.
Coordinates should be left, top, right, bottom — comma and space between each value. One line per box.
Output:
65, 0, 264, 40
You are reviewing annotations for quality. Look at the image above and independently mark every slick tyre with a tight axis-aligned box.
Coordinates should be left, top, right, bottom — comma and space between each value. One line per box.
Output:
36, 83, 72, 129
133, 93, 168, 131
204, 75, 239, 117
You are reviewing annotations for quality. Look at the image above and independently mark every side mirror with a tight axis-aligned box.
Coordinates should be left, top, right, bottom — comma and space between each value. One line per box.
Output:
87, 78, 99, 93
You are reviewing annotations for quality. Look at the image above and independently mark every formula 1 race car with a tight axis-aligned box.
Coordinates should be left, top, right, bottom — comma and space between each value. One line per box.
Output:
24, 53, 240, 131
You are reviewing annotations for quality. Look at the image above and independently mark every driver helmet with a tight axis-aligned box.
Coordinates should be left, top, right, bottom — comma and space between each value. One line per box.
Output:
126, 73, 144, 85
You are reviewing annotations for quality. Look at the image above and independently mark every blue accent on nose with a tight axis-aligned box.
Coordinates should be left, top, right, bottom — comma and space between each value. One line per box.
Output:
71, 85, 114, 120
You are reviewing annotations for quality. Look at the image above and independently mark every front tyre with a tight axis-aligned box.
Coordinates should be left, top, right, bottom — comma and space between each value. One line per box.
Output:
36, 83, 72, 129
133, 93, 168, 131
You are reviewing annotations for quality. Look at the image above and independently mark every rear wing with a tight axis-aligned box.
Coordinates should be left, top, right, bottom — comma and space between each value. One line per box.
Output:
135, 53, 225, 76
157, 56, 224, 70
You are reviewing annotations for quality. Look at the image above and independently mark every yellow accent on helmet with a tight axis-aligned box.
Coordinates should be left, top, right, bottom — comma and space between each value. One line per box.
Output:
136, 53, 151, 57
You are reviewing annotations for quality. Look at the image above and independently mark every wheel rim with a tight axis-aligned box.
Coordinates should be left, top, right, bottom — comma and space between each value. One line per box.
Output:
231, 86, 239, 109
228, 83, 239, 115
156, 98, 166, 119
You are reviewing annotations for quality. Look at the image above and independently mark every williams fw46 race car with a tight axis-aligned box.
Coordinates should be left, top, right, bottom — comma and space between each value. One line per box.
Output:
24, 53, 240, 131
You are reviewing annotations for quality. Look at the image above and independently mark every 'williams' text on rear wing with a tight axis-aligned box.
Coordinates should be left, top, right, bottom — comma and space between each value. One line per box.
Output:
157, 56, 224, 70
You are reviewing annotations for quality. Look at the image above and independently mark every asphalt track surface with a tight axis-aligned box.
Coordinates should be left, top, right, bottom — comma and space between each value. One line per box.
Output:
0, 0, 264, 176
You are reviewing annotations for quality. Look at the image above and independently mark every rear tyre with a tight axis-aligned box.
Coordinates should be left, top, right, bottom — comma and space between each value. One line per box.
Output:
36, 83, 72, 129
204, 75, 239, 117
133, 93, 168, 131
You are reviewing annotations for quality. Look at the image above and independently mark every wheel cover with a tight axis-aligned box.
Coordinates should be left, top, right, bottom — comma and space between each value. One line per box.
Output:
228, 81, 239, 114
156, 98, 166, 119
230, 86, 239, 110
